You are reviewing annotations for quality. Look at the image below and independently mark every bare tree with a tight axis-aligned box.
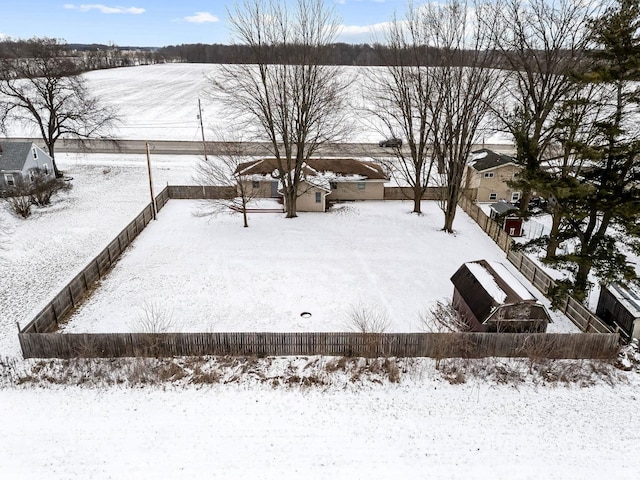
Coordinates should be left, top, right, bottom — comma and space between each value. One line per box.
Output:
0, 38, 119, 177
485, 0, 596, 213
365, 5, 439, 214
193, 139, 260, 228
426, 1, 502, 233
207, 0, 350, 218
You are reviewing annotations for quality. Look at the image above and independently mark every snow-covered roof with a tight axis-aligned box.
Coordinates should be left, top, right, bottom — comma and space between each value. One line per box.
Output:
607, 283, 640, 318
465, 262, 508, 304
235, 158, 388, 181
468, 149, 517, 172
487, 261, 536, 301
453, 260, 536, 306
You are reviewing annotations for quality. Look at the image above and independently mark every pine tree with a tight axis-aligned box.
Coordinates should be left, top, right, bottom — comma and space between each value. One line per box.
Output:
541, 0, 640, 302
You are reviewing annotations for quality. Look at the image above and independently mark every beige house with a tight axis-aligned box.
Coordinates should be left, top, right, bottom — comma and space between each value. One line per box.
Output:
235, 158, 389, 212
464, 149, 522, 203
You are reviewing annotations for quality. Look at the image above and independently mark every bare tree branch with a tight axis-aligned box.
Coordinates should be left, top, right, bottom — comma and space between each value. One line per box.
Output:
0, 38, 119, 177
206, 0, 351, 218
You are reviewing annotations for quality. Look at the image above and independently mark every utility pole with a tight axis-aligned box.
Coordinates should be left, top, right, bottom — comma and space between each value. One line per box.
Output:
198, 98, 208, 162
146, 142, 157, 220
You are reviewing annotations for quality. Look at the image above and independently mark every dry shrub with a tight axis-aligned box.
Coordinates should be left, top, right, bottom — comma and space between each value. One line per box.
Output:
419, 300, 469, 332
6, 195, 32, 218
29, 174, 72, 207
384, 358, 401, 383
137, 300, 174, 333
154, 361, 188, 382
439, 362, 467, 384
345, 302, 391, 334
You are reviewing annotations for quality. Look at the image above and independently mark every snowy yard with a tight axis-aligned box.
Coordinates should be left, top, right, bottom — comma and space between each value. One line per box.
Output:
1, 154, 638, 480
61, 199, 576, 335
0, 64, 638, 479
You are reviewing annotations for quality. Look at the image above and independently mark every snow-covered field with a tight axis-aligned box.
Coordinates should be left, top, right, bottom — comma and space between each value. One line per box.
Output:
3, 63, 513, 144
0, 65, 638, 479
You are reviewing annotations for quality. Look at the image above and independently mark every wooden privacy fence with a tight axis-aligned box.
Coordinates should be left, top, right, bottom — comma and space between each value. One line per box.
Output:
458, 195, 513, 253
457, 195, 614, 335
18, 332, 619, 360
384, 187, 478, 201
507, 250, 612, 334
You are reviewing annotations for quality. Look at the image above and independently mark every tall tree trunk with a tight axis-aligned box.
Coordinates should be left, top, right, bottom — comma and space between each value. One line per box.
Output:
442, 185, 460, 233
413, 184, 422, 214
284, 189, 298, 218
45, 141, 62, 178
573, 257, 593, 303
545, 206, 562, 259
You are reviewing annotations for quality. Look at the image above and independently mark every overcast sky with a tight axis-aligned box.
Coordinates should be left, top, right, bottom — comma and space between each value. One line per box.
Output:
0, 1, 407, 47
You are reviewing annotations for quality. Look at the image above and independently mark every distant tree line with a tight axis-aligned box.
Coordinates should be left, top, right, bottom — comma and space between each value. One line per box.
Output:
0, 38, 167, 72
0, 38, 511, 69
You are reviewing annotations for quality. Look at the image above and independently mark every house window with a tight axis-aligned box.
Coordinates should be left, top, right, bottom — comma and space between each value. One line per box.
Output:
511, 191, 521, 202
5, 174, 15, 187
330, 181, 338, 190
489, 193, 497, 200
483, 172, 494, 178
252, 180, 260, 189
357, 182, 366, 190
32, 147, 38, 159
315, 191, 321, 203
43, 164, 49, 174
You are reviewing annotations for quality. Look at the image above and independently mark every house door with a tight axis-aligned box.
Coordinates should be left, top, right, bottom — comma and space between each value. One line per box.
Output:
270, 181, 278, 198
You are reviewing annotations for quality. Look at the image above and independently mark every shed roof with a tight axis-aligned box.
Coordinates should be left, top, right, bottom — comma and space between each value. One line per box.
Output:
236, 158, 388, 180
468, 149, 516, 172
452, 260, 536, 305
607, 283, 640, 318
490, 201, 518, 215
0, 142, 32, 171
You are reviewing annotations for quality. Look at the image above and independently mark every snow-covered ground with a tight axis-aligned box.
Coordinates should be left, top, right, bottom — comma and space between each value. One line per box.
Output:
0, 65, 638, 479
3, 63, 514, 145
61, 199, 577, 335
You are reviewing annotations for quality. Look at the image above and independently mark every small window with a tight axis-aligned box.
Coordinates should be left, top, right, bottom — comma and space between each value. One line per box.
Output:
252, 180, 260, 189
330, 181, 338, 190
315, 191, 321, 203
5, 174, 15, 187
43, 164, 49, 174
489, 193, 497, 200
357, 182, 366, 190
484, 172, 494, 178
511, 191, 521, 202
32, 147, 38, 159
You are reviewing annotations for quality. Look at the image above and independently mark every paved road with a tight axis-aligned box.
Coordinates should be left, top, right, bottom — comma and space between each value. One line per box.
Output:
5, 137, 515, 157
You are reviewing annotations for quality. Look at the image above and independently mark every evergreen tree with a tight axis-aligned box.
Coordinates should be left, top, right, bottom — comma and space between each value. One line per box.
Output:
541, 0, 640, 302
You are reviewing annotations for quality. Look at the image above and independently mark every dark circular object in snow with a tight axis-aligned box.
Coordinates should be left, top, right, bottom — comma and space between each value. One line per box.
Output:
300, 312, 312, 318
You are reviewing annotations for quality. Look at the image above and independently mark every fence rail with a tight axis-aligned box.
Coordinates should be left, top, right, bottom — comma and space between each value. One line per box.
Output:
457, 196, 614, 335
18, 331, 619, 360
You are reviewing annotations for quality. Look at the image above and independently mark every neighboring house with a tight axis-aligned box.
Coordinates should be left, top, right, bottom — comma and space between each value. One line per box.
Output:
464, 149, 522, 203
0, 141, 55, 194
596, 283, 640, 341
450, 259, 550, 333
489, 200, 523, 237
235, 158, 389, 212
